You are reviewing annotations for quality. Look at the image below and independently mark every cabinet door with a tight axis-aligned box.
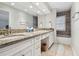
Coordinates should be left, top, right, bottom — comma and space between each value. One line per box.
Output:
13, 46, 33, 56
34, 41, 41, 56
34, 48, 41, 56
0, 38, 33, 56
32, 36, 41, 56
49, 32, 54, 47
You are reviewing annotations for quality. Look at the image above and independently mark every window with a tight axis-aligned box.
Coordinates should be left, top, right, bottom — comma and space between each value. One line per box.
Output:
56, 16, 66, 31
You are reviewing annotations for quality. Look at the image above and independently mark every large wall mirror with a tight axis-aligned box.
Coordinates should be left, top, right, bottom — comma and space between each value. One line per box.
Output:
0, 10, 9, 29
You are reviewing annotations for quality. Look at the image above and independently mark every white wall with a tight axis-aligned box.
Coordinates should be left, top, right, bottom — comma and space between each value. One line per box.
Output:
51, 9, 57, 43
38, 9, 56, 29
0, 3, 33, 29
38, 9, 56, 43
71, 2, 79, 55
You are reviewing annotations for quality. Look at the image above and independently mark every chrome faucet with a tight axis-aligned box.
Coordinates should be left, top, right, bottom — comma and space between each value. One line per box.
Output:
4, 25, 11, 36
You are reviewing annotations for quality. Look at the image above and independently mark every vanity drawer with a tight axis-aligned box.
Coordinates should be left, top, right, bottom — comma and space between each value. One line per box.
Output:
13, 46, 33, 56
0, 38, 33, 56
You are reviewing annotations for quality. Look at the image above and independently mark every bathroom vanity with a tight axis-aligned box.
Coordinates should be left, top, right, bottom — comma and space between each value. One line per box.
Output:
0, 30, 54, 56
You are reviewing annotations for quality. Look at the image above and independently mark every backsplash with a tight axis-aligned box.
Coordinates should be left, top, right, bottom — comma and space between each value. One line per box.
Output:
0, 28, 54, 35
0, 29, 7, 35
0, 29, 26, 35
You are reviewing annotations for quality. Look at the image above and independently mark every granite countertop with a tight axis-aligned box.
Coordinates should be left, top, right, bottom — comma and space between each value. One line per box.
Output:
0, 30, 53, 47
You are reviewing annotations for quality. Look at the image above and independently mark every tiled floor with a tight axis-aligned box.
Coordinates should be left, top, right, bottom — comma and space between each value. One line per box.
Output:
41, 43, 73, 56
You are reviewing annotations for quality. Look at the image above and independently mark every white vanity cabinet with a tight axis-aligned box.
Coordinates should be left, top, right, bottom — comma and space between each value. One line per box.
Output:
0, 38, 34, 56
13, 38, 35, 56
41, 32, 54, 48
41, 33, 49, 40
14, 36, 42, 56
48, 32, 54, 48
0, 31, 54, 56
34, 41, 41, 56
33, 36, 41, 56
13, 46, 33, 56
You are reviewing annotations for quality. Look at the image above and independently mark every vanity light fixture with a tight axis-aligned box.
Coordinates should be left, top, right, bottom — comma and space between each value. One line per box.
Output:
11, 3, 15, 6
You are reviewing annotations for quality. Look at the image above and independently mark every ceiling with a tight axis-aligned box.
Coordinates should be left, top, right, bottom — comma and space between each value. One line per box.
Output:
48, 2, 73, 12
3, 2, 72, 16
